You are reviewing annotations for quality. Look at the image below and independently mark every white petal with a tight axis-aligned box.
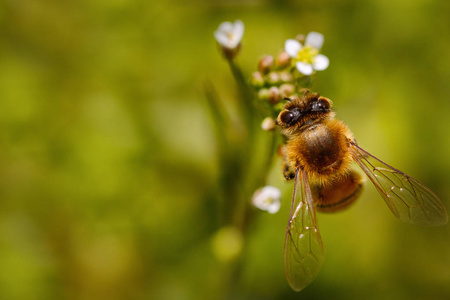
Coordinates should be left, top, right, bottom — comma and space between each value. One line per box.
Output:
233, 20, 244, 42
267, 201, 281, 214
226, 38, 239, 49
217, 21, 233, 33
285, 39, 302, 58
214, 31, 230, 46
296, 62, 313, 75
305, 31, 324, 50
262, 186, 281, 199
313, 54, 329, 71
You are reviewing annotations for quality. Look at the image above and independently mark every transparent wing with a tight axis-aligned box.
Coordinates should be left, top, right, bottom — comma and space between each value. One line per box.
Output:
349, 141, 448, 226
284, 168, 325, 292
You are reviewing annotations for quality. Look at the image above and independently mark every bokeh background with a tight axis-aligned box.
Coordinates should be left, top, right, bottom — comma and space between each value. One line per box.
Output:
1, 0, 450, 299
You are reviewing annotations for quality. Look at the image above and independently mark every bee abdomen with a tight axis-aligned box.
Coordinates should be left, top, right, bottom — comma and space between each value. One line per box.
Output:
313, 170, 364, 212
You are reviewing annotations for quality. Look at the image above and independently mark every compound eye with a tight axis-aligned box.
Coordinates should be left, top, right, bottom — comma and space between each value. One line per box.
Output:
279, 111, 295, 124
311, 97, 331, 111
317, 97, 331, 109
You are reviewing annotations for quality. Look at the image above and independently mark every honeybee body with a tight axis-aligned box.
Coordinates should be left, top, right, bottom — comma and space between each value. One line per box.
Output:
277, 92, 447, 292
285, 119, 353, 185
277, 93, 363, 212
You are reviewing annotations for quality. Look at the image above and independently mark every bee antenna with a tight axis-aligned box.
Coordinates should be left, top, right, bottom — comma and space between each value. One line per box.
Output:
284, 97, 291, 102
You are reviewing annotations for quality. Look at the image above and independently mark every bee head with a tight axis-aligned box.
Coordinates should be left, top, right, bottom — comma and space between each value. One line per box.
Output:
276, 94, 333, 129
278, 107, 302, 126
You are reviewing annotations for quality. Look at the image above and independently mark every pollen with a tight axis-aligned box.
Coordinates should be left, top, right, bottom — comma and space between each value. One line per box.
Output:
296, 46, 319, 64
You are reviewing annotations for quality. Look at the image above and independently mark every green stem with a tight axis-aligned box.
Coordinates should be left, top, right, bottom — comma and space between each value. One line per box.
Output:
227, 60, 258, 132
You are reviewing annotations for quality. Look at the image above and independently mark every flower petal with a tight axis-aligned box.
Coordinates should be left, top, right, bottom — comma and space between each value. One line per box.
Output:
267, 200, 281, 214
305, 31, 324, 50
217, 21, 233, 33
285, 39, 302, 58
233, 20, 244, 42
313, 54, 329, 71
262, 186, 281, 199
296, 62, 313, 75
214, 30, 230, 46
227, 38, 239, 49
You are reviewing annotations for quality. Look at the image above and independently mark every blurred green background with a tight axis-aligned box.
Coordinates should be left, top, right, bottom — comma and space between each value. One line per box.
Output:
1, 0, 450, 299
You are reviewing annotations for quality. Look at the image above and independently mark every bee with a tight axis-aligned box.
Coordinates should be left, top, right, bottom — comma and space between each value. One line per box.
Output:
276, 91, 448, 292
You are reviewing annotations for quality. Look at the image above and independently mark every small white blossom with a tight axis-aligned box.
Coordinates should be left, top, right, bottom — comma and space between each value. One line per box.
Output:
284, 32, 329, 76
252, 186, 281, 214
214, 20, 244, 50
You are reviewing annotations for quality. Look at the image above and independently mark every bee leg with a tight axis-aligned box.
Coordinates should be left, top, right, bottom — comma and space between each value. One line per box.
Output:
283, 161, 296, 181
313, 169, 364, 213
279, 144, 296, 181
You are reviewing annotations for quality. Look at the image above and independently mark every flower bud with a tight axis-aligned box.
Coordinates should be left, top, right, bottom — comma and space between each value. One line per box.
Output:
267, 72, 280, 86
258, 88, 269, 101
279, 71, 293, 83
279, 83, 295, 98
268, 86, 280, 104
258, 55, 274, 74
295, 34, 305, 43
261, 117, 276, 131
276, 51, 291, 68
251, 71, 265, 88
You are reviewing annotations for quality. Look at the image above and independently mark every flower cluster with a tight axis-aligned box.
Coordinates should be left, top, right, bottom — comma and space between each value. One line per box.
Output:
212, 21, 330, 215
251, 53, 297, 115
249, 32, 329, 130
211, 20, 332, 294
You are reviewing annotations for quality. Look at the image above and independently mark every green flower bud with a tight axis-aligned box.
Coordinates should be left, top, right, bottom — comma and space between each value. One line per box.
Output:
258, 88, 269, 101
295, 34, 305, 43
251, 71, 265, 88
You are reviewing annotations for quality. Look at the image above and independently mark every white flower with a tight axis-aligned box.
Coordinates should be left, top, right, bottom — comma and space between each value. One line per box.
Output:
284, 32, 329, 76
252, 186, 281, 214
214, 20, 244, 50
